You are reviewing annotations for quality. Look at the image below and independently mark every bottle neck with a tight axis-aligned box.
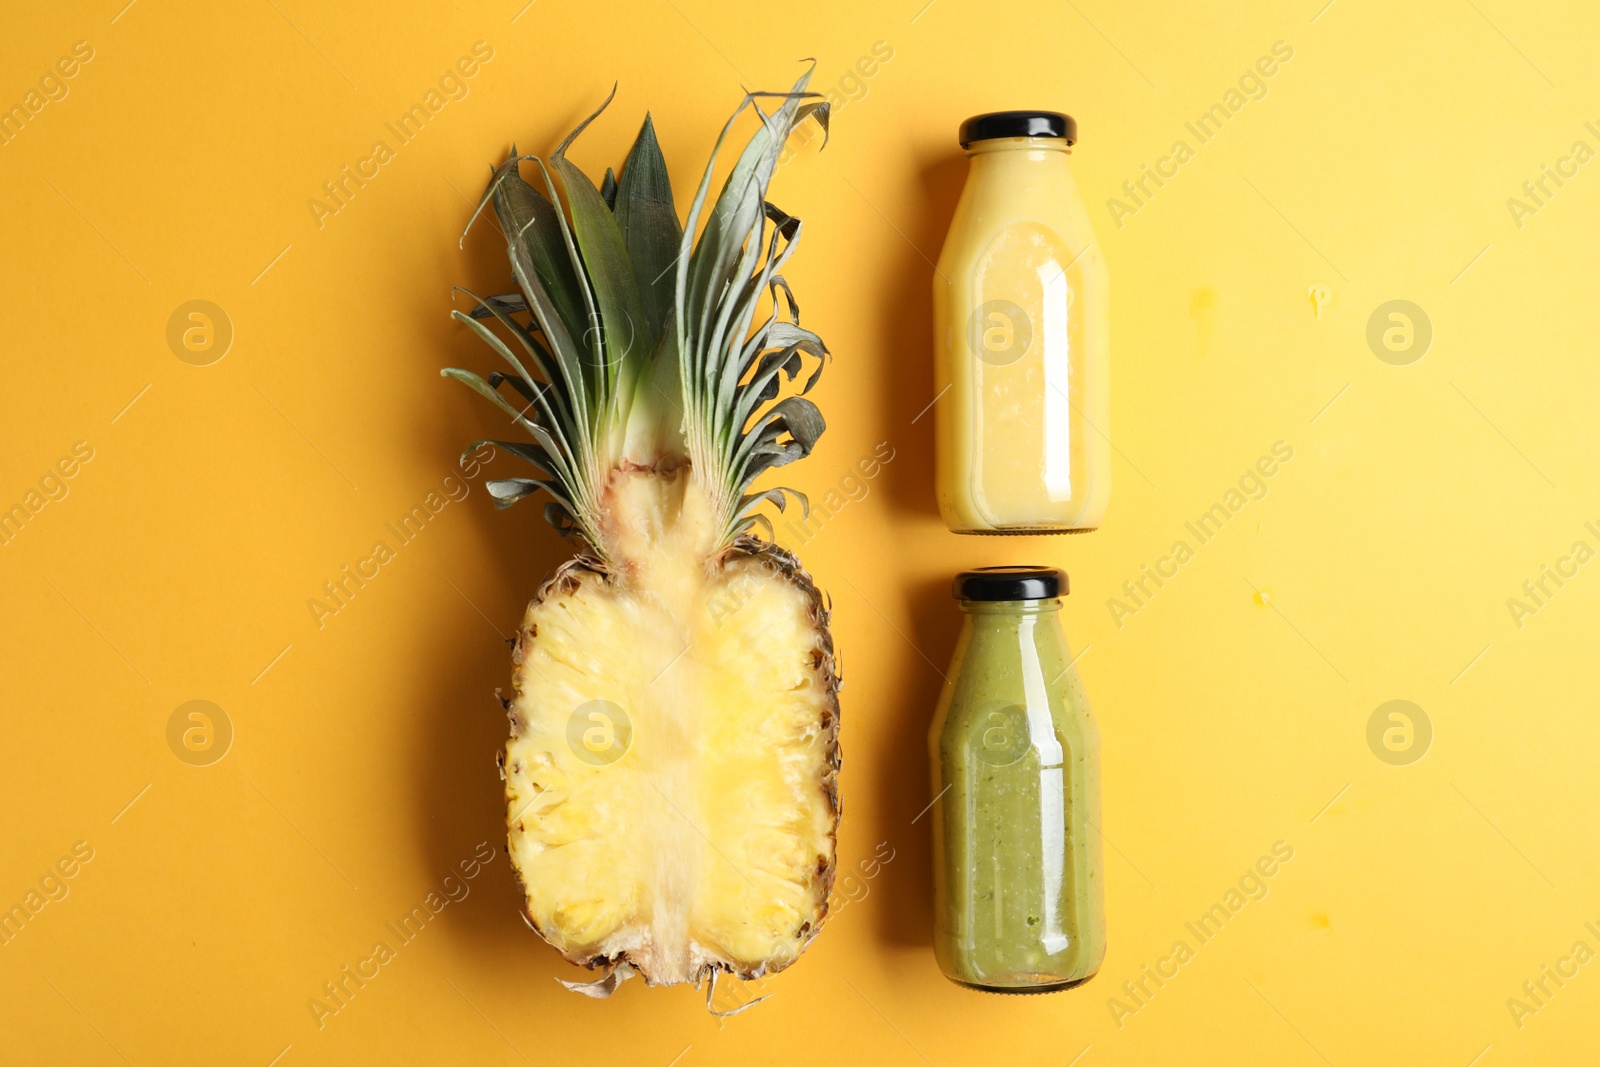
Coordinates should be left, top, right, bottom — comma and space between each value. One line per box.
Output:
958, 598, 1063, 618
966, 136, 1074, 170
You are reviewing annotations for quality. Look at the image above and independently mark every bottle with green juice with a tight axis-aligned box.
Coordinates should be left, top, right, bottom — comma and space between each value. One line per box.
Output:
928, 566, 1105, 992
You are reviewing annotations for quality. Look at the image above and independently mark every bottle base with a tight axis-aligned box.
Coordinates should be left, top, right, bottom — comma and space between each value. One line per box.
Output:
948, 971, 1100, 995
949, 526, 1099, 536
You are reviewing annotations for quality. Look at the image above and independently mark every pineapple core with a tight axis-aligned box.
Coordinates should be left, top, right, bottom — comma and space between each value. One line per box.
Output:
503, 469, 837, 984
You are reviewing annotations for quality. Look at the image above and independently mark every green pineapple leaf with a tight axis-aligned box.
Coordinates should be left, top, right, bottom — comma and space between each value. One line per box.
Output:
614, 114, 682, 342
476, 155, 587, 352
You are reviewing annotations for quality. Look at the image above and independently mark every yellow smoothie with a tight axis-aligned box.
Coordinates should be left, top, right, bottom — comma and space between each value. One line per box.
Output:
934, 123, 1110, 533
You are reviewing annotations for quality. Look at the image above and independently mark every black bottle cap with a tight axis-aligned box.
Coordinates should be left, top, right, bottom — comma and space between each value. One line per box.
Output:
953, 566, 1068, 601
958, 111, 1077, 148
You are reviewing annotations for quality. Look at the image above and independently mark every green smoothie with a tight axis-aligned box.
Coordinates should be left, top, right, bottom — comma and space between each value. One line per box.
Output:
928, 568, 1104, 991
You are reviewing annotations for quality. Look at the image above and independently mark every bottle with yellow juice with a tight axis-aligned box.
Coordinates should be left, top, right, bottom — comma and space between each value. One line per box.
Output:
933, 111, 1110, 533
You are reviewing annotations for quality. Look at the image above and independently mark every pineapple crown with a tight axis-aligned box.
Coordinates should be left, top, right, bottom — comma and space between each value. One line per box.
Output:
444, 68, 831, 564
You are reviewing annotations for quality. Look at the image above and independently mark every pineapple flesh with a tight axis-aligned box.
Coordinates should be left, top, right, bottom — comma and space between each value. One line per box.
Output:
506, 470, 838, 983
448, 73, 839, 991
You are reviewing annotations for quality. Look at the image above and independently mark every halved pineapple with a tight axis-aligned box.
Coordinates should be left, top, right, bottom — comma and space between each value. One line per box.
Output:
447, 72, 839, 993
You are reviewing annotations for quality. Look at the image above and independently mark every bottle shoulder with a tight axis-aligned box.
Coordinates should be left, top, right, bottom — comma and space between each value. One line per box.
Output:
957, 154, 1094, 216
939, 621, 1089, 711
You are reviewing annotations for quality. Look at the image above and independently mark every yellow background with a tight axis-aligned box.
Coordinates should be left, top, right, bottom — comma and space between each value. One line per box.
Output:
3, 0, 1597, 1063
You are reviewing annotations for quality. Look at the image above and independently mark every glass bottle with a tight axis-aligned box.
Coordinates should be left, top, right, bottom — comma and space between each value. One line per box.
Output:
933, 111, 1111, 534
928, 566, 1105, 992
